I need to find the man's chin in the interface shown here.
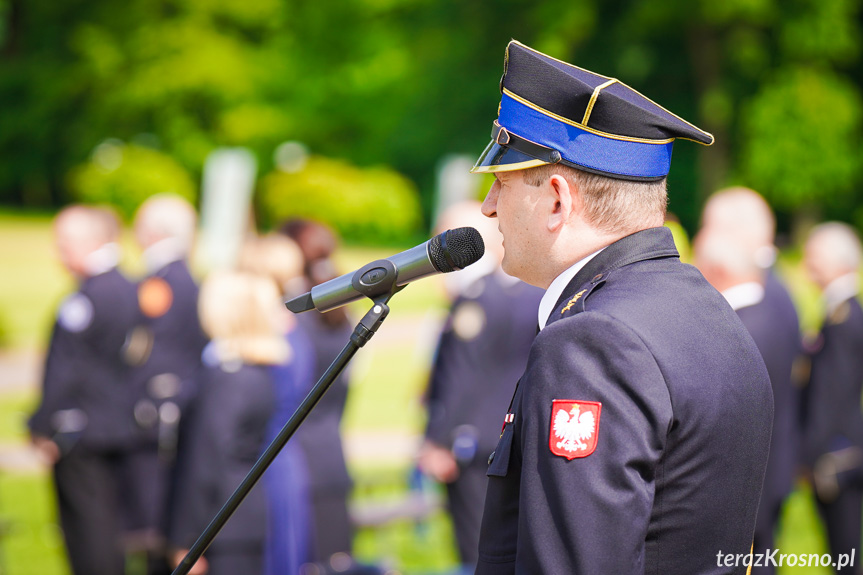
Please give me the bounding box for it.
[501,256,522,281]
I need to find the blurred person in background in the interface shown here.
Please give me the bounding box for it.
[238,234,314,574]
[801,222,863,573]
[28,205,142,575]
[278,219,357,568]
[693,212,800,575]
[418,201,542,574]
[130,193,208,574]
[694,188,800,575]
[167,271,287,575]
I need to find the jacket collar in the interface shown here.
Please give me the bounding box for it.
[545,226,679,327]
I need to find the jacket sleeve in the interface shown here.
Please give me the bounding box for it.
[424,317,459,447]
[516,311,673,574]
[28,322,85,440]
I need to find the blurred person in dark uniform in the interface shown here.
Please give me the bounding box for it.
[419,201,542,573]
[168,271,287,575]
[28,205,141,575]
[802,222,863,573]
[129,193,207,573]
[279,219,356,565]
[469,41,773,574]
[695,233,799,575]
[695,188,800,575]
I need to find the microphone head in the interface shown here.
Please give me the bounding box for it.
[429,227,485,273]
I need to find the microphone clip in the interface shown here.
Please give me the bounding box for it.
[350,259,404,302]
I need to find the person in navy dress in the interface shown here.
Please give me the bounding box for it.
[279,219,358,564]
[469,41,773,574]
[239,234,314,574]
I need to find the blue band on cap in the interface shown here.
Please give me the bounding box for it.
[499,93,674,179]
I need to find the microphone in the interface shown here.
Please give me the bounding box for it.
[286,227,485,313]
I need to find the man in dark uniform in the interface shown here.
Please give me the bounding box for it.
[128,194,208,572]
[694,189,801,575]
[29,205,142,575]
[470,41,773,574]
[802,222,863,573]
[419,202,542,572]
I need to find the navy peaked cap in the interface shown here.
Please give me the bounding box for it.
[472,41,714,181]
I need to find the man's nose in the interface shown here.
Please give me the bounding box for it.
[481,181,499,218]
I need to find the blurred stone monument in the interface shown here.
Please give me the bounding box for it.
[199,148,257,270]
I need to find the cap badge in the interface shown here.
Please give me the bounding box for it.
[550,400,601,459]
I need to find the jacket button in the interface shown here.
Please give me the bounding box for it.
[592,274,603,282]
[488,450,496,465]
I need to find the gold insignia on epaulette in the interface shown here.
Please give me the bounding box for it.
[829,301,851,325]
[561,289,587,314]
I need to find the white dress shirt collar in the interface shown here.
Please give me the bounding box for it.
[84,243,120,277]
[720,281,765,312]
[538,248,604,331]
[143,237,187,274]
[823,272,860,315]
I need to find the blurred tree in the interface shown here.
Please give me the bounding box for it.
[741,67,862,219]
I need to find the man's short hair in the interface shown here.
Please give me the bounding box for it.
[522,164,667,235]
[808,222,862,273]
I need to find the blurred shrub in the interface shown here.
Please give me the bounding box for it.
[259,156,423,244]
[67,141,197,220]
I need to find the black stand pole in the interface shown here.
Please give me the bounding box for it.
[171,294,394,575]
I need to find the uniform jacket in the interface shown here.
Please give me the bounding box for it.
[168,362,275,551]
[736,274,800,508]
[803,296,863,467]
[133,259,207,433]
[425,272,543,458]
[29,267,141,452]
[476,227,774,575]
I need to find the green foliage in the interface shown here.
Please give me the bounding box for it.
[1,0,863,237]
[259,156,423,243]
[741,67,862,212]
[67,142,196,220]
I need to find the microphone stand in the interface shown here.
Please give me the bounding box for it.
[171,268,404,575]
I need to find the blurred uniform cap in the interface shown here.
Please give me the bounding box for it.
[472,40,714,181]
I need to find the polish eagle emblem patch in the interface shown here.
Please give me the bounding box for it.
[550,400,601,459]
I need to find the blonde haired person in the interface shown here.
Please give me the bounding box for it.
[168,271,287,575]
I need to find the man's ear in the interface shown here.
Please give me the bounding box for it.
[547,174,577,232]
